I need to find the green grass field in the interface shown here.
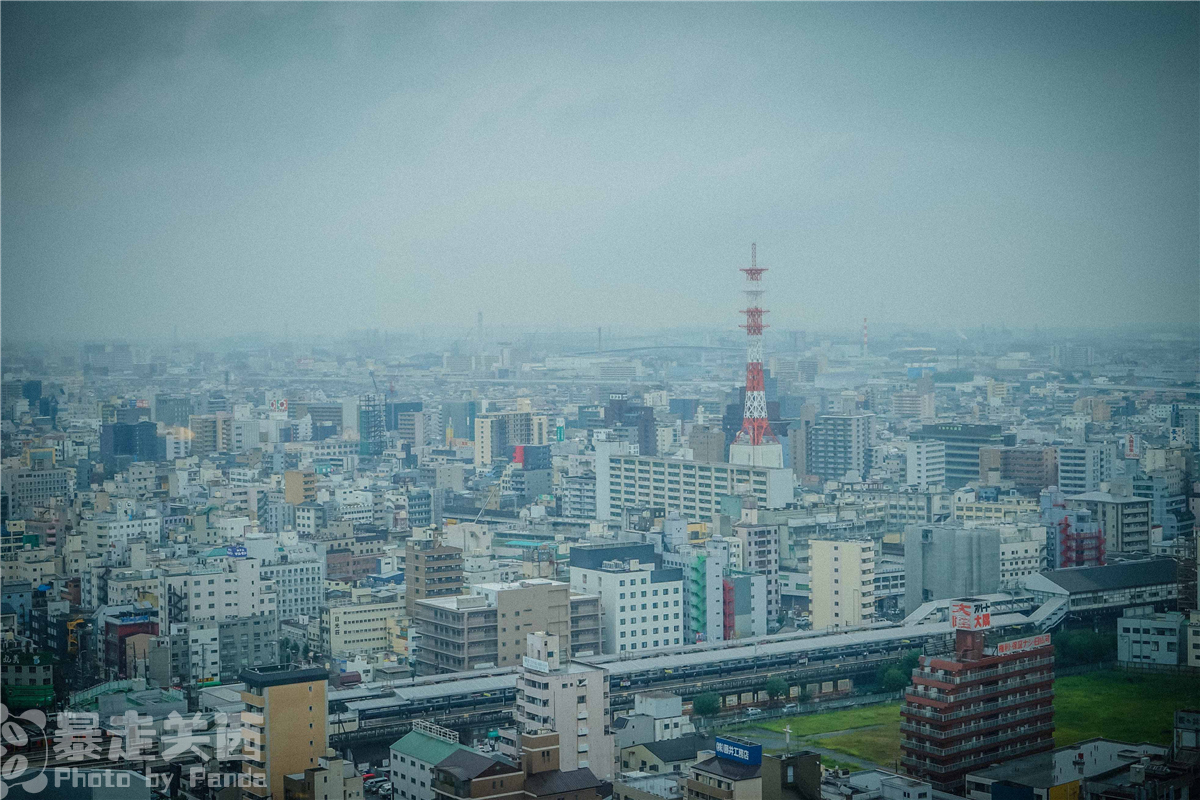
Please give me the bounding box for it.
[819,722,904,767]
[731,668,1200,769]
[1054,671,1200,747]
[758,703,902,737]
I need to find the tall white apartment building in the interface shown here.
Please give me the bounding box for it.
[165,556,277,624]
[256,544,326,619]
[1056,443,1113,495]
[503,632,613,780]
[569,544,684,655]
[906,440,946,490]
[594,442,792,522]
[809,539,875,631]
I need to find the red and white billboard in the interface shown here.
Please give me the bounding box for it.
[996,633,1051,656]
[950,599,991,630]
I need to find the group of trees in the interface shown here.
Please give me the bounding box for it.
[875,649,922,693]
[1053,628,1116,667]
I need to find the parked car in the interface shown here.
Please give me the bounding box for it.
[781,703,799,713]
[746,707,763,717]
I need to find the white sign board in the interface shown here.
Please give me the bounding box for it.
[950,599,991,631]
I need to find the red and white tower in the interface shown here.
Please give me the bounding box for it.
[729,243,784,469]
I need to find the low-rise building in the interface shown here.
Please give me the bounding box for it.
[1117,610,1186,666]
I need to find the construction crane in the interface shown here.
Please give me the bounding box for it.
[369,368,380,394]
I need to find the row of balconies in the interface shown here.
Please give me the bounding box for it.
[908,671,1054,703]
[912,656,1055,686]
[900,704,1052,738]
[902,722,1055,756]
[901,735,1053,775]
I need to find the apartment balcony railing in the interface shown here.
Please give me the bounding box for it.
[912,657,1055,686]
[901,689,1055,722]
[902,722,1055,757]
[906,671,1054,703]
[901,736,1052,775]
[900,705,1051,738]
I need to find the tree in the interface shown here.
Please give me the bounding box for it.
[877,666,909,693]
[693,692,721,717]
[765,677,789,702]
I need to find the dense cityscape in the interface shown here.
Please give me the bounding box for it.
[3,3,1199,800]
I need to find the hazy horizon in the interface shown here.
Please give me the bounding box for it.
[4,2,1197,341]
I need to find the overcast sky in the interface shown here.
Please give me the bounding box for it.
[3,2,1197,341]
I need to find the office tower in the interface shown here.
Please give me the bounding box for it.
[153,394,193,428]
[903,524,1001,615]
[1066,492,1152,554]
[569,543,684,654]
[100,420,159,463]
[911,424,1004,489]
[1055,443,1111,495]
[901,610,1055,792]
[729,244,785,469]
[688,425,727,463]
[475,409,551,468]
[785,405,818,483]
[284,469,317,505]
[239,664,329,799]
[906,440,946,490]
[810,539,875,630]
[505,631,613,779]
[593,444,792,522]
[358,393,386,456]
[405,537,464,619]
[604,394,658,456]
[805,412,876,481]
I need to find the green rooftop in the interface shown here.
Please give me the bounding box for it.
[389,729,473,765]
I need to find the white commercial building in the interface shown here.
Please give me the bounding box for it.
[594,442,792,521]
[906,440,946,490]
[569,555,684,655]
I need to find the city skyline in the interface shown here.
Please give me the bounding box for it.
[3,2,1197,340]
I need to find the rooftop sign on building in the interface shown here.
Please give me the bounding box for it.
[950,598,991,631]
[715,736,761,765]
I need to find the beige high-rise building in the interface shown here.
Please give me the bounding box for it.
[411,579,601,675]
[285,469,317,505]
[240,664,329,799]
[474,410,550,468]
[501,632,614,780]
[188,412,233,457]
[809,539,875,631]
[405,537,464,619]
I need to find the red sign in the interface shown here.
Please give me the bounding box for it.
[996,633,1051,656]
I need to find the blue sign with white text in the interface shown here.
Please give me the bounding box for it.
[227,545,248,558]
[714,736,761,765]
